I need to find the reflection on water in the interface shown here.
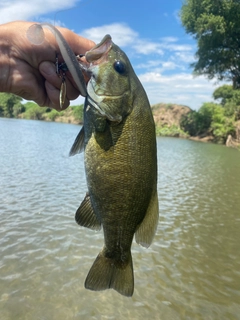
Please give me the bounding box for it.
[0,118,240,320]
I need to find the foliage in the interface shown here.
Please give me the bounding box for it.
[71,104,84,123]
[180,0,240,87]
[210,105,235,143]
[181,109,209,136]
[0,93,23,118]
[213,85,240,119]
[156,124,188,138]
[23,103,47,120]
[213,85,235,105]
[0,93,84,124]
[45,109,60,121]
[181,100,235,143]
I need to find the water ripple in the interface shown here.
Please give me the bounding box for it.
[0,121,240,319]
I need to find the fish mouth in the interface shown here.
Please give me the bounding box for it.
[85,35,112,64]
[85,35,124,123]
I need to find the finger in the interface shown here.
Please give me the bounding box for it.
[45,81,70,110]
[39,60,61,87]
[39,61,80,100]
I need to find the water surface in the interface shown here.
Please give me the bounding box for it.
[0,118,240,319]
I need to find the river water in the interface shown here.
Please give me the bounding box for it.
[0,118,240,320]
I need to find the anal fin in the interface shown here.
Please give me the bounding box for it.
[135,189,159,248]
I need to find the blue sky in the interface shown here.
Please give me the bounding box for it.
[0,0,225,110]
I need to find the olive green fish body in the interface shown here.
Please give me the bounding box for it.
[72,35,159,296]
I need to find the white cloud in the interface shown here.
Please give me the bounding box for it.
[161,36,178,43]
[138,72,223,109]
[81,23,167,56]
[136,60,180,73]
[174,52,195,63]
[80,23,194,59]
[0,0,79,24]
[164,43,193,52]
[132,40,164,55]
[81,23,138,47]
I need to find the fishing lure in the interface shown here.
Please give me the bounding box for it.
[27,23,88,108]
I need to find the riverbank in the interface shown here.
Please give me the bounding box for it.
[152,103,214,142]
[1,92,240,148]
[18,102,84,125]
[152,103,240,148]
[152,103,191,138]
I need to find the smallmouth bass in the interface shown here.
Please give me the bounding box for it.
[70,35,159,297]
[27,23,158,297]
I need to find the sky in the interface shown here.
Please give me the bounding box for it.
[0,0,227,110]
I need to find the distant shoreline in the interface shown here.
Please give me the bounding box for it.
[1,100,239,148]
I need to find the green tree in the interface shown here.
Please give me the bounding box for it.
[180,103,215,136]
[0,93,23,118]
[213,85,240,119]
[180,111,203,136]
[210,105,235,142]
[213,85,235,105]
[181,101,235,142]
[71,104,84,123]
[180,0,240,87]
[23,102,47,120]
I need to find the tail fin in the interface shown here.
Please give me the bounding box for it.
[85,250,134,297]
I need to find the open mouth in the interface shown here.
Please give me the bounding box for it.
[85,35,112,64]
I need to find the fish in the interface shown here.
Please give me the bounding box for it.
[70,35,159,297]
[27,23,159,296]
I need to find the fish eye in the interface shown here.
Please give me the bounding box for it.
[113,60,126,75]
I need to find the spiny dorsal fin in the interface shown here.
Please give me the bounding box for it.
[75,193,101,230]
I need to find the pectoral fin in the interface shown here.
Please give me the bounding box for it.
[75,193,101,230]
[69,126,84,156]
[135,189,159,248]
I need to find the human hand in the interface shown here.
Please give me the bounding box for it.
[0,21,95,110]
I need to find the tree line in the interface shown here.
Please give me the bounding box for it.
[0,92,83,123]
[179,0,240,143]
